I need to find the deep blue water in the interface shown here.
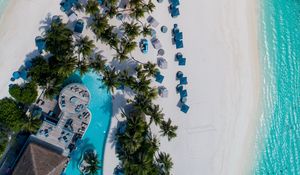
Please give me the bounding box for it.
[254,0,300,174]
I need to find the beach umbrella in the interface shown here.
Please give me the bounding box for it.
[161,25,168,33]
[158,58,168,69]
[12,71,20,79]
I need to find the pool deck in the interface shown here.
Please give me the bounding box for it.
[35,83,92,156]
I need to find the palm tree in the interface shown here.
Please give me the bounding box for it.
[89,54,107,73]
[105,5,118,18]
[77,60,89,76]
[144,87,158,100]
[83,151,101,175]
[123,22,141,40]
[159,118,178,141]
[130,7,146,20]
[85,0,100,15]
[130,93,152,113]
[75,36,95,60]
[143,61,159,77]
[144,0,155,14]
[147,104,164,126]
[21,116,42,133]
[52,56,77,77]
[89,14,109,40]
[141,24,152,37]
[74,2,84,12]
[44,21,74,59]
[102,68,120,93]
[156,152,173,175]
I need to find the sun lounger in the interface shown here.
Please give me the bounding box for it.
[180,89,187,98]
[180,77,188,85]
[181,104,190,113]
[74,19,84,33]
[151,38,162,49]
[171,0,180,6]
[175,40,184,49]
[35,36,45,53]
[170,6,180,18]
[155,72,165,83]
[68,11,78,23]
[117,84,125,90]
[178,57,186,66]
[174,32,183,41]
[147,16,159,28]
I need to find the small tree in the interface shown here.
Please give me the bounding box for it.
[9,82,38,105]
[0,98,24,132]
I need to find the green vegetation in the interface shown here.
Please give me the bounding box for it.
[0,98,24,132]
[9,82,38,105]
[0,0,177,172]
[71,1,178,174]
[82,151,101,175]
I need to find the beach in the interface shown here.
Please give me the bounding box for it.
[0,0,261,175]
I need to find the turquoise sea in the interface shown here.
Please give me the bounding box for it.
[0,0,8,19]
[254,0,300,174]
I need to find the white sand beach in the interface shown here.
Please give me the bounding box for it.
[0,0,261,175]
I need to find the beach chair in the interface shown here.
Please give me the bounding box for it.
[155,72,165,83]
[170,6,180,18]
[117,84,125,90]
[35,36,45,53]
[180,77,188,85]
[180,89,187,98]
[68,11,78,23]
[74,19,84,33]
[181,104,190,113]
[178,57,186,66]
[147,16,159,28]
[151,38,162,49]
[98,0,103,5]
[176,40,184,49]
[171,0,180,6]
[174,32,183,41]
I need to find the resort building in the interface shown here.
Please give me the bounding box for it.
[12,83,92,174]
[12,136,68,175]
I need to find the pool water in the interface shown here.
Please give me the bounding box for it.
[63,71,112,175]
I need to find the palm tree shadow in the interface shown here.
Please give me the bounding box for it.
[39,13,53,33]
[112,92,127,117]
[108,126,117,148]
[110,59,137,75]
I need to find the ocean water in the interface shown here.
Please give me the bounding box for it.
[254,0,300,174]
[64,72,112,175]
[0,0,8,19]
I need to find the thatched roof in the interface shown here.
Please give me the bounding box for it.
[12,142,68,175]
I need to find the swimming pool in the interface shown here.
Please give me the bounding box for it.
[63,71,112,175]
